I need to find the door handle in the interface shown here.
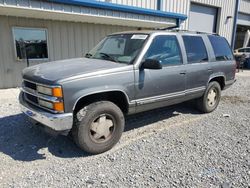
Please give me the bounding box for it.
[208,69,213,73]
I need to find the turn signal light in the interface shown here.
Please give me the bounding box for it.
[52,87,63,97]
[53,102,64,112]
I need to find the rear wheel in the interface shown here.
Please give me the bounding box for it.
[196,81,221,113]
[72,101,125,154]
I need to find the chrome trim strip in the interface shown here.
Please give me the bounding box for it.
[133,86,206,105]
[133,91,185,105]
[185,86,206,94]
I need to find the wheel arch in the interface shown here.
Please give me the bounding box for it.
[73,90,130,114]
[208,75,226,90]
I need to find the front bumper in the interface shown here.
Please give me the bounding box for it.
[19,92,73,132]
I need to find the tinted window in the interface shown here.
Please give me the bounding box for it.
[13,27,48,60]
[183,36,208,63]
[238,49,245,53]
[143,35,182,66]
[208,35,234,61]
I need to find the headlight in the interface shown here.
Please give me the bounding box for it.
[37,85,63,97]
[37,85,52,96]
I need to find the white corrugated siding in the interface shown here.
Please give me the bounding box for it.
[0,0,176,28]
[161,0,236,42]
[0,15,135,88]
[239,0,250,14]
[97,0,157,9]
[162,0,190,29]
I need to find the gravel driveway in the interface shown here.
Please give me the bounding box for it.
[0,71,249,188]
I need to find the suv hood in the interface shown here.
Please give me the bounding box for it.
[22,58,127,84]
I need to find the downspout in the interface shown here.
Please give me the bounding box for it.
[231,0,240,49]
[157,0,180,30]
[157,0,162,11]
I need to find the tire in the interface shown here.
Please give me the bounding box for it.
[196,81,221,113]
[72,101,125,154]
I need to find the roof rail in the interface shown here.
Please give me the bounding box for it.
[155,28,219,36]
[170,29,220,36]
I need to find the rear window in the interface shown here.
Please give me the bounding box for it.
[208,35,234,61]
[183,36,208,63]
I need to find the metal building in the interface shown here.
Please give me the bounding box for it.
[0,0,249,89]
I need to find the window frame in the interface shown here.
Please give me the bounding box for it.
[12,26,49,61]
[141,34,184,67]
[182,35,209,64]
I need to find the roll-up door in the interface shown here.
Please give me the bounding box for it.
[189,3,218,33]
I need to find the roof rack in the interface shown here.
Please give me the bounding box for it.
[172,29,219,36]
[155,27,219,36]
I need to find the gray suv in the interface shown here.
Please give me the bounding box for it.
[19,30,236,154]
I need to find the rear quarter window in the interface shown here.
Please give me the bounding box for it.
[182,35,208,64]
[208,35,234,61]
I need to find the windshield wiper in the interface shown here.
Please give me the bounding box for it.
[99,52,118,63]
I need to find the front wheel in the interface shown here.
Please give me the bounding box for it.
[72,101,125,154]
[196,81,221,113]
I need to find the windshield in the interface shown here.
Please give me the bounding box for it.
[86,34,148,64]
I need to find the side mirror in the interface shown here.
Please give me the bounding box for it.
[141,59,162,70]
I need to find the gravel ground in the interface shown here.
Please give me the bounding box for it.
[0,71,249,188]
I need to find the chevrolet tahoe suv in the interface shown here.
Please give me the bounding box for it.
[19,30,236,154]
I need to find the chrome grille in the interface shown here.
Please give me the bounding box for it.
[23,80,37,90]
[24,93,38,104]
[21,79,62,113]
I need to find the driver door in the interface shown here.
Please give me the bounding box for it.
[134,34,186,112]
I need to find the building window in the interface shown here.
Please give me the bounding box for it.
[12,27,48,60]
[182,36,208,64]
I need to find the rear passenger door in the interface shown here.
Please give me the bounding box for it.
[182,35,211,97]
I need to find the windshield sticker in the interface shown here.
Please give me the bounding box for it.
[131,35,148,40]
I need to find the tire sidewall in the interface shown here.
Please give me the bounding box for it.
[203,82,221,113]
[74,101,125,154]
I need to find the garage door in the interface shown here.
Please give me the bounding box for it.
[189,3,218,33]
[237,13,250,26]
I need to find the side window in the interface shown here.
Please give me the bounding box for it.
[238,49,245,53]
[182,35,208,64]
[245,48,250,53]
[143,35,182,66]
[12,27,48,60]
[208,35,234,61]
